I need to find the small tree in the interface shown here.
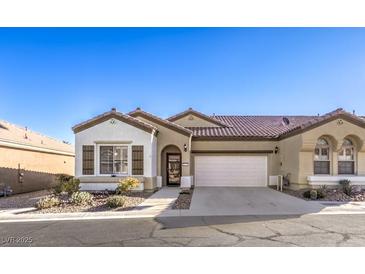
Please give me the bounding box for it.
[115,177,140,194]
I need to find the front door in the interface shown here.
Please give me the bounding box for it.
[167,153,181,186]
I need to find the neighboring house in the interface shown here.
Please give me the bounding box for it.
[72,107,365,191]
[0,120,75,194]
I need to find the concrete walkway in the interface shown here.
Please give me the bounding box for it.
[133,187,180,214]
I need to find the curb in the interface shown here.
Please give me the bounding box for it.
[2,208,365,223]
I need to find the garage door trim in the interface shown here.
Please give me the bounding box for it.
[194,155,268,187]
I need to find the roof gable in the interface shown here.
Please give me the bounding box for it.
[128,108,192,136]
[279,108,365,139]
[72,109,157,134]
[167,108,229,127]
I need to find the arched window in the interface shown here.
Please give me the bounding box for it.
[314,138,330,174]
[338,138,355,174]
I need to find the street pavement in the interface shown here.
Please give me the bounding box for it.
[2,214,365,246]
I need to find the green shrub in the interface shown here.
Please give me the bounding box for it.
[63,178,80,195]
[310,190,318,200]
[70,191,93,206]
[316,185,327,199]
[55,173,74,183]
[303,187,326,200]
[116,177,140,194]
[53,175,80,195]
[303,190,311,199]
[106,196,126,208]
[36,196,61,209]
[339,179,353,196]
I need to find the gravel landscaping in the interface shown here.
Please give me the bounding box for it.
[274,186,365,202]
[0,190,152,213]
[172,189,194,210]
[34,191,152,214]
[0,190,51,209]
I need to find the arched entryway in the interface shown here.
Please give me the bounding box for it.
[161,145,182,186]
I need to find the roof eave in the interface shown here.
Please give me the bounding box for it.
[278,112,365,140]
[72,111,157,134]
[167,108,230,127]
[129,110,193,137]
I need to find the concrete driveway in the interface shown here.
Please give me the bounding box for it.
[189,187,325,216]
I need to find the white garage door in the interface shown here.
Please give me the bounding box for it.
[194,156,267,187]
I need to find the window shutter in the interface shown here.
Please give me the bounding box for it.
[82,145,94,175]
[132,146,144,175]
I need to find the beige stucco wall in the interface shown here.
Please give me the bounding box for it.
[192,140,277,151]
[0,146,74,175]
[278,134,302,186]
[278,118,365,188]
[172,115,220,127]
[132,116,191,181]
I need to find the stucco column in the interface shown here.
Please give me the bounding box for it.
[332,138,343,176]
[181,151,191,176]
[332,152,338,175]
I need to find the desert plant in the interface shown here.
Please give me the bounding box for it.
[55,173,74,184]
[316,185,327,199]
[303,190,311,199]
[115,177,140,194]
[35,196,61,209]
[53,175,80,195]
[63,178,80,195]
[339,179,353,196]
[310,189,318,200]
[70,191,93,206]
[106,196,126,208]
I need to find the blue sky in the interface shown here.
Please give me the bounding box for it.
[1,28,365,143]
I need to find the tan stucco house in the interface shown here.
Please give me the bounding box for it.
[0,120,75,194]
[72,107,365,191]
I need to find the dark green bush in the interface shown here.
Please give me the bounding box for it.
[339,179,353,196]
[63,178,80,195]
[303,187,326,200]
[316,186,327,199]
[303,190,311,199]
[309,190,318,200]
[54,175,80,195]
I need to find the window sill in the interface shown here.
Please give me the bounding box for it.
[308,175,365,185]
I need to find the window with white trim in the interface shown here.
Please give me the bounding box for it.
[338,138,355,175]
[314,138,330,174]
[100,146,128,175]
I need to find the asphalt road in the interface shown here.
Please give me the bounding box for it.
[1,214,365,246]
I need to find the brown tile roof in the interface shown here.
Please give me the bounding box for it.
[128,108,192,136]
[189,115,316,139]
[0,119,74,154]
[191,108,365,140]
[279,108,365,138]
[72,108,158,134]
[74,108,365,141]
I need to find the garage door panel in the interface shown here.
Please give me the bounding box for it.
[195,156,267,187]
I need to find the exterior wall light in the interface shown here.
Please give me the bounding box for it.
[183,144,188,152]
[274,146,280,154]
